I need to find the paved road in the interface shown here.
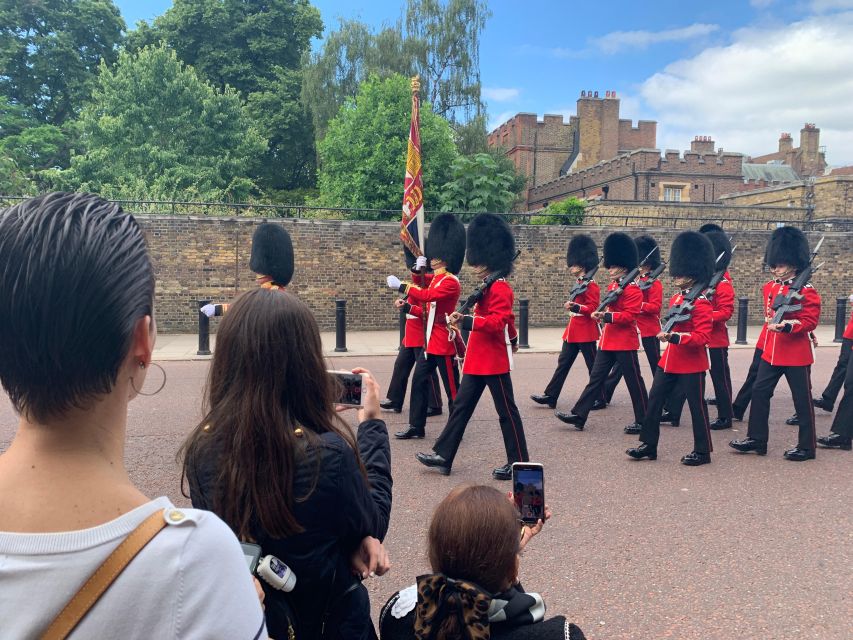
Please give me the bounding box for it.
[2,348,851,639]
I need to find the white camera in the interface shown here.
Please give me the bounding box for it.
[257,555,297,592]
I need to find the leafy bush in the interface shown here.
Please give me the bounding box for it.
[528,197,586,225]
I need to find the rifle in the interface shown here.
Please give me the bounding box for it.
[703,244,737,299]
[595,246,660,313]
[659,251,726,333]
[567,261,600,302]
[769,236,824,325]
[447,250,521,360]
[637,260,667,291]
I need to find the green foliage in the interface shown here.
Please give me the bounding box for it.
[0,0,125,126]
[0,156,35,195]
[439,153,520,213]
[64,45,266,201]
[529,197,587,225]
[316,74,458,212]
[303,0,490,139]
[126,0,322,193]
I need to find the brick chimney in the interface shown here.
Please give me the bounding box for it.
[690,135,715,154]
[778,132,793,153]
[799,123,821,176]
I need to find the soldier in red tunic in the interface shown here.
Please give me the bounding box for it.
[626,231,715,466]
[661,225,736,429]
[416,213,528,480]
[200,222,293,317]
[730,227,821,461]
[556,232,649,432]
[602,235,663,406]
[531,234,601,409]
[387,214,465,440]
[786,297,852,426]
[380,248,443,416]
[817,303,853,451]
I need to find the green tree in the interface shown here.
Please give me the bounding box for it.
[0,156,35,195]
[0,0,125,126]
[126,0,321,194]
[439,153,522,213]
[64,45,266,201]
[303,0,489,139]
[316,74,457,212]
[529,197,587,225]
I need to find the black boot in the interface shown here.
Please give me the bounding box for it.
[530,394,556,409]
[623,423,642,434]
[416,451,451,475]
[709,418,732,430]
[728,438,767,455]
[626,443,657,460]
[426,407,443,417]
[395,425,425,440]
[555,411,585,430]
[783,447,815,461]
[813,397,833,412]
[681,451,711,466]
[492,464,512,481]
[785,413,799,426]
[659,411,680,427]
[380,399,402,413]
[706,397,717,406]
[817,433,852,450]
[591,399,608,410]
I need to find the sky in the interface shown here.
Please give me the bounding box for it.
[116,0,853,166]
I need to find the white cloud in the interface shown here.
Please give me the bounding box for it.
[639,12,853,165]
[482,87,520,102]
[591,23,719,54]
[811,0,853,11]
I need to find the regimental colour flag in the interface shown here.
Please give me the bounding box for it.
[401,75,425,257]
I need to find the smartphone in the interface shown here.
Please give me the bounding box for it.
[328,370,365,407]
[240,542,262,573]
[511,462,545,525]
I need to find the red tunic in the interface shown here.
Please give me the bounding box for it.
[756,280,785,352]
[599,280,642,351]
[844,308,853,340]
[561,279,601,343]
[403,270,461,356]
[636,276,663,338]
[460,280,516,375]
[762,281,821,367]
[658,291,713,374]
[707,271,735,349]
[402,271,431,348]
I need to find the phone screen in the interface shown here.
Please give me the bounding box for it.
[330,371,364,407]
[512,464,545,525]
[240,542,262,573]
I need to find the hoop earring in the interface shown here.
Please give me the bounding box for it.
[131,362,167,396]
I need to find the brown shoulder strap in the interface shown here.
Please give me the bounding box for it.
[40,508,168,640]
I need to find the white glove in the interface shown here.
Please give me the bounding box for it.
[200,304,216,318]
[415,255,428,270]
[386,275,402,290]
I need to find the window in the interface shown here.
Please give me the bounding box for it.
[663,185,683,202]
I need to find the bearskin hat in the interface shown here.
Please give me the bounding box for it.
[703,230,732,271]
[603,232,638,270]
[765,226,810,271]
[634,235,661,270]
[426,213,466,274]
[566,234,598,271]
[698,223,725,234]
[669,231,715,284]
[466,213,516,275]
[403,245,416,271]
[250,222,294,286]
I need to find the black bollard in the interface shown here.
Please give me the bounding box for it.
[398,305,406,349]
[735,297,749,345]
[335,299,348,352]
[834,297,848,343]
[519,299,530,349]
[197,300,212,356]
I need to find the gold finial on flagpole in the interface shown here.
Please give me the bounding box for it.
[410,75,421,94]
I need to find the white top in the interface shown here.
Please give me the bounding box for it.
[0,497,267,639]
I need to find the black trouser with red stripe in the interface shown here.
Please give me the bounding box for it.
[603,336,660,403]
[433,372,529,467]
[386,346,442,412]
[640,370,712,454]
[409,353,459,430]
[732,347,764,420]
[543,341,598,400]
[572,349,648,423]
[748,361,816,450]
[820,337,852,409]
[830,350,853,439]
[665,347,734,422]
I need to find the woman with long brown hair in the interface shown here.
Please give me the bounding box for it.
[182,287,392,640]
[379,485,584,640]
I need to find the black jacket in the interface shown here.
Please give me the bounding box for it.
[188,419,392,640]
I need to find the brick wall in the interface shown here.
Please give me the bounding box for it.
[139,215,851,334]
[720,175,853,220]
